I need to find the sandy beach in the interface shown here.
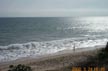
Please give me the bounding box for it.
[0,46,104,71]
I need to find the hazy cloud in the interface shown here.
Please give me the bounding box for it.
[0,0,108,17]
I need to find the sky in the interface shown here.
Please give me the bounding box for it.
[0,0,108,17]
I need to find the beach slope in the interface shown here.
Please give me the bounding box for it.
[0,47,102,71]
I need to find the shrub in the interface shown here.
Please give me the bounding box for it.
[97,42,108,61]
[105,42,108,52]
[8,64,32,71]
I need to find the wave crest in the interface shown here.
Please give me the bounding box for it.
[0,38,107,62]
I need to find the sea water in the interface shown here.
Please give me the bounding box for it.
[0,17,108,62]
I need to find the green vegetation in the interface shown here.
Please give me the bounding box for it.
[97,48,108,61]
[97,42,108,61]
[8,64,32,71]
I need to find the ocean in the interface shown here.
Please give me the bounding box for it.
[0,17,108,62]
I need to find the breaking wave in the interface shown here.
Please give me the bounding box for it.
[0,38,108,62]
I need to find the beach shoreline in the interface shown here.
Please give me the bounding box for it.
[0,46,104,71]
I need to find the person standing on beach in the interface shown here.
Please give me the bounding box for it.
[73,43,75,51]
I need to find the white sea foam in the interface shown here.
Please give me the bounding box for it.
[0,38,107,62]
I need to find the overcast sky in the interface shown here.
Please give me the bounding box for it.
[0,0,108,17]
